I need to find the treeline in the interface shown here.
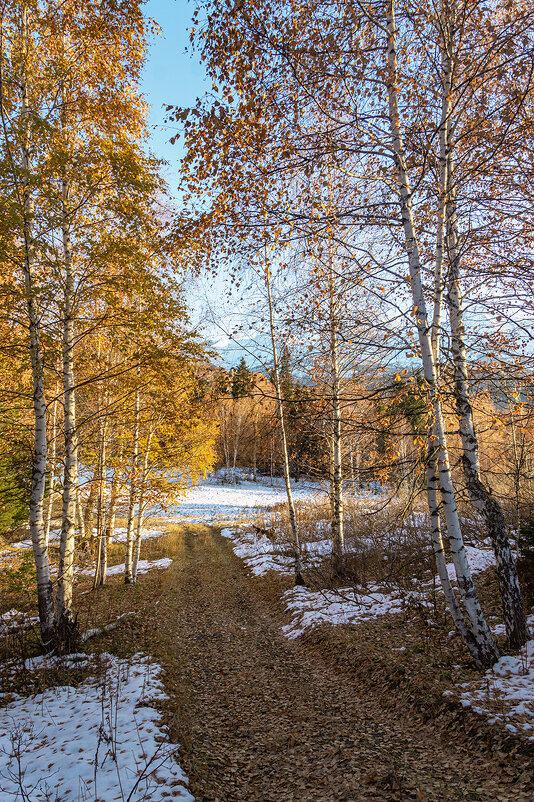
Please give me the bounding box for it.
[175,0,534,666]
[0,0,214,651]
[214,358,534,513]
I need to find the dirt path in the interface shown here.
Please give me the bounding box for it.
[145,528,532,801]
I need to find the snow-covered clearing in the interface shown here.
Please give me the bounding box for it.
[0,653,193,801]
[169,471,321,526]
[6,526,166,554]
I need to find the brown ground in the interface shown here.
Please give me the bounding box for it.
[104,525,532,802]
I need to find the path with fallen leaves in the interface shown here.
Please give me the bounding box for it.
[155,528,532,801]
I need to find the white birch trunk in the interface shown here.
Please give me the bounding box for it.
[426,446,475,645]
[132,432,152,583]
[44,385,59,545]
[105,467,120,545]
[18,7,54,644]
[328,241,345,573]
[385,0,498,667]
[55,159,78,636]
[83,477,97,540]
[252,412,258,481]
[124,388,140,584]
[422,23,475,648]
[94,417,108,588]
[446,165,527,648]
[76,484,85,540]
[264,253,303,584]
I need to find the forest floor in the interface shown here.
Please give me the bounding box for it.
[1,475,534,800]
[86,523,533,802]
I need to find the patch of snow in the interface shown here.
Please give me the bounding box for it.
[3,527,166,557]
[232,531,294,577]
[491,613,534,638]
[443,544,496,582]
[0,609,39,636]
[19,652,94,672]
[281,585,407,639]
[168,475,321,526]
[79,558,172,578]
[111,526,166,543]
[221,529,337,578]
[454,633,534,740]
[0,653,194,801]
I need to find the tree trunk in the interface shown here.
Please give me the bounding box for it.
[446,172,527,649]
[55,147,78,639]
[93,416,108,588]
[44,384,59,545]
[76,484,85,540]
[125,387,140,584]
[253,412,258,481]
[385,0,498,667]
[105,466,120,545]
[264,251,303,585]
[83,477,97,540]
[17,7,54,645]
[132,432,152,582]
[327,243,345,573]
[426,443,478,648]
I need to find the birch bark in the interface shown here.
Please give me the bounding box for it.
[44,385,59,545]
[445,164,527,648]
[55,143,78,633]
[327,239,345,572]
[106,461,120,544]
[264,251,303,585]
[423,11,475,650]
[17,6,54,644]
[83,477,97,540]
[93,415,108,588]
[125,387,140,584]
[132,432,152,582]
[385,0,498,667]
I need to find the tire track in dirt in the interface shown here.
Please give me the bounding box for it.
[152,527,533,802]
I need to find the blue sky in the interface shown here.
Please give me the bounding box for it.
[141,0,208,193]
[140,1,259,368]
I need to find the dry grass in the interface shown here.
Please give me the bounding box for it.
[0,520,195,692]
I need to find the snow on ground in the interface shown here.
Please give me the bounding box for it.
[0,609,38,636]
[445,615,534,741]
[220,529,335,577]
[7,526,166,553]
[444,543,496,581]
[281,585,408,639]
[276,543,499,640]
[169,472,322,526]
[0,653,194,801]
[220,528,293,576]
[111,526,166,543]
[79,558,173,577]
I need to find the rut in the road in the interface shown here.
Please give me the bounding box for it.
[142,528,532,802]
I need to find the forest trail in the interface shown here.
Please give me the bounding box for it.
[147,528,531,802]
